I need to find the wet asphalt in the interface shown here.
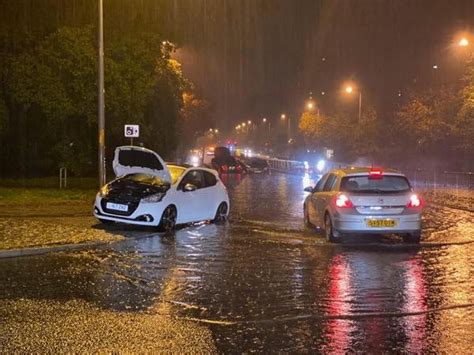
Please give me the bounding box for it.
[0,173,473,353]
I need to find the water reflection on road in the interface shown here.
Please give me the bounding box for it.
[0,173,473,352]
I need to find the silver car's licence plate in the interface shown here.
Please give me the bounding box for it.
[106,202,128,212]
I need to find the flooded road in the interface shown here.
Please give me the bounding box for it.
[1,173,473,352]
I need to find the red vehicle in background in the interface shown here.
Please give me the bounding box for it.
[211,146,247,174]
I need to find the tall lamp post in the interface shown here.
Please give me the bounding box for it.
[281,113,290,139]
[98,0,106,187]
[345,85,362,123]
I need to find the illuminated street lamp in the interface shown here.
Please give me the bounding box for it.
[262,118,267,123]
[344,83,362,123]
[280,113,290,138]
[459,37,469,47]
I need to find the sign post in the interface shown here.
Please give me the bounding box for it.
[124,125,139,146]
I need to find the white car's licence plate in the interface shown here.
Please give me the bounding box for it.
[106,202,128,212]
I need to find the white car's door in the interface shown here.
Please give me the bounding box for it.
[201,170,222,219]
[174,170,208,223]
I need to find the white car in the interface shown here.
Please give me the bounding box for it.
[303,167,423,243]
[93,146,230,232]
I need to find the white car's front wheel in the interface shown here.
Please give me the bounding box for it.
[213,202,228,224]
[158,206,177,233]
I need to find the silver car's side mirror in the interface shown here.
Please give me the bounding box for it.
[184,183,197,192]
[304,186,314,193]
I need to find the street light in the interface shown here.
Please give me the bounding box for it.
[344,84,362,122]
[459,37,469,47]
[262,118,267,123]
[280,113,290,139]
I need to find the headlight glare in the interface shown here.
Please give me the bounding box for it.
[142,192,165,203]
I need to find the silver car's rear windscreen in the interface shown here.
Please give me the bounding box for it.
[341,175,411,194]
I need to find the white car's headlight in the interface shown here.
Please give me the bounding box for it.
[98,185,109,197]
[141,192,165,203]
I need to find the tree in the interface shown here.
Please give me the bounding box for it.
[395,87,458,160]
[3,26,189,176]
[455,61,474,166]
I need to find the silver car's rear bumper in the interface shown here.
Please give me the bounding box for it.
[333,214,421,234]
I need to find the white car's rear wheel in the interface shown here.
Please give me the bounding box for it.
[158,206,177,233]
[213,202,228,224]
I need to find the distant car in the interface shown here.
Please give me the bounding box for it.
[303,167,423,243]
[94,146,230,232]
[245,157,270,174]
[211,146,246,174]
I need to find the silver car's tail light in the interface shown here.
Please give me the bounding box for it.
[333,194,354,208]
[407,194,423,208]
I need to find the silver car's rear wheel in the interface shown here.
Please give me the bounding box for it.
[324,214,340,243]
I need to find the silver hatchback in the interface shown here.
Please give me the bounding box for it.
[303,167,423,243]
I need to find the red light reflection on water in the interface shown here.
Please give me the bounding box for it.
[324,254,353,353]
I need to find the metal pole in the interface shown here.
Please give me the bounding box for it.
[98,0,106,187]
[358,91,362,123]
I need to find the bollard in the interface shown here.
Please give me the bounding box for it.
[59,167,67,189]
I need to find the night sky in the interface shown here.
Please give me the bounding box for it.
[164,0,474,129]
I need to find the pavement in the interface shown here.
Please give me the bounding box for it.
[0,298,216,353]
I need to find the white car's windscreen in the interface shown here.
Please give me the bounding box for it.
[118,173,169,187]
[341,175,411,193]
[168,166,186,184]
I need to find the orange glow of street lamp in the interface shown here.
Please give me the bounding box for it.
[247,120,252,124]
[262,118,267,123]
[345,85,353,94]
[459,37,469,47]
[242,122,246,127]
[281,114,286,119]
[307,102,314,110]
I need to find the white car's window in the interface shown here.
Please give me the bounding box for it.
[178,170,205,190]
[341,175,411,193]
[203,171,217,187]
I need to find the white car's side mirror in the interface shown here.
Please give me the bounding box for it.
[184,183,197,192]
